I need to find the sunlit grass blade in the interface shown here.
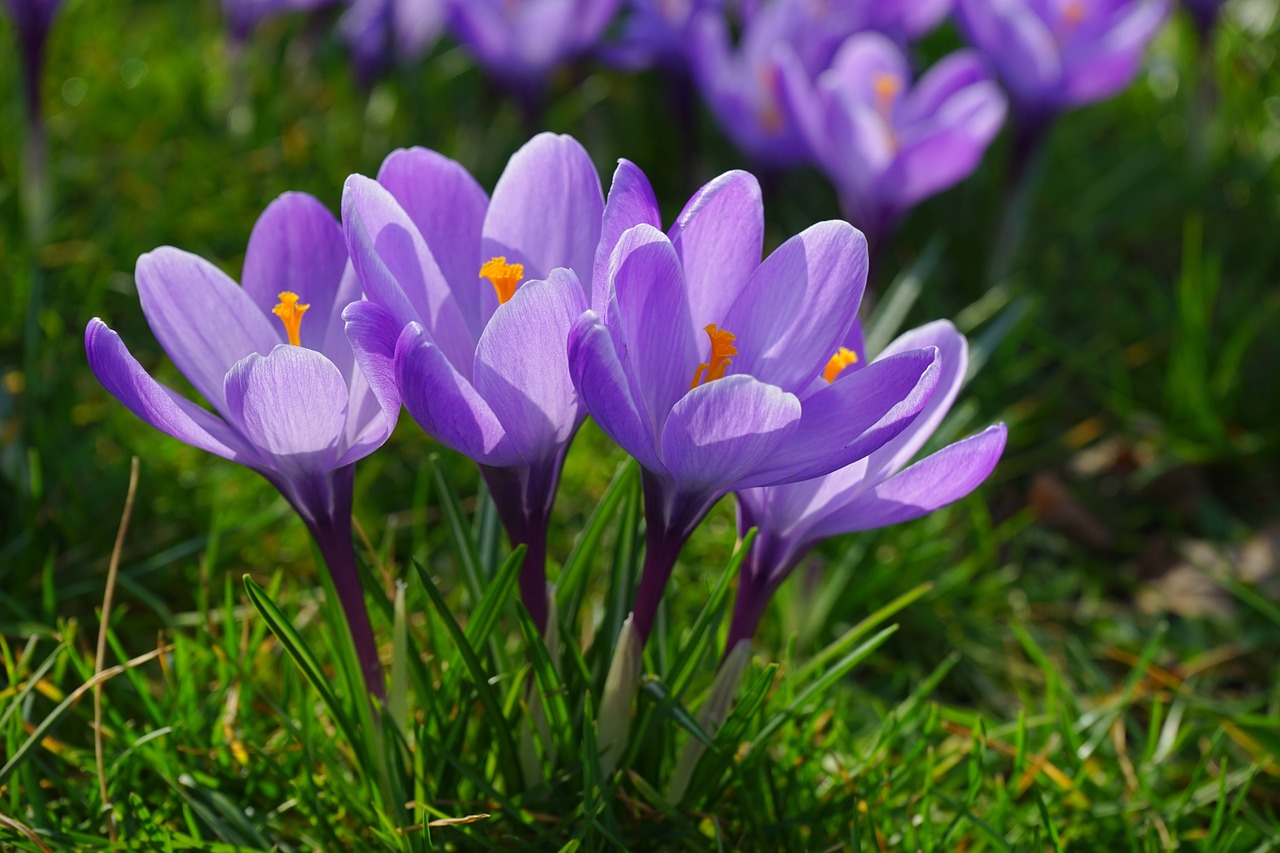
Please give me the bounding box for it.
[427,454,485,606]
[667,529,755,698]
[557,459,637,629]
[793,582,931,683]
[864,236,942,355]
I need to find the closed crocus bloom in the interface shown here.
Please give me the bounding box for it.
[85,193,400,698]
[688,0,868,167]
[339,0,445,84]
[3,0,62,122]
[729,320,1007,649]
[571,161,944,646]
[448,0,622,96]
[955,0,1170,120]
[781,33,1007,242]
[341,133,603,633]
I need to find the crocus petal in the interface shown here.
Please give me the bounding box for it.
[472,269,588,464]
[224,345,349,474]
[667,170,764,331]
[825,32,911,111]
[746,347,941,486]
[901,50,992,126]
[240,192,348,353]
[376,147,489,339]
[659,374,802,497]
[341,174,476,375]
[480,133,603,319]
[604,224,699,436]
[593,159,661,312]
[807,423,1007,539]
[567,311,665,474]
[338,299,405,465]
[722,220,867,393]
[135,246,280,414]
[85,319,259,465]
[394,323,521,466]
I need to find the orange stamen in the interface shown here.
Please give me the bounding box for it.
[873,72,902,121]
[480,257,524,305]
[822,347,860,383]
[272,291,310,347]
[1063,0,1086,28]
[691,324,738,388]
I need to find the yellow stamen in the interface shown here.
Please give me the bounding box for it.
[873,72,902,121]
[480,256,524,305]
[822,347,860,383]
[272,291,310,347]
[691,324,738,389]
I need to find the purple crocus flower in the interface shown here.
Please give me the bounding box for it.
[728,320,1007,650]
[339,0,445,84]
[605,0,724,72]
[3,0,62,126]
[780,33,1008,242]
[341,133,603,633]
[85,193,399,698]
[448,0,623,98]
[570,161,944,645]
[688,0,868,167]
[954,0,1170,122]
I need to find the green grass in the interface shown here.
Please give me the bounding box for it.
[2,0,1280,849]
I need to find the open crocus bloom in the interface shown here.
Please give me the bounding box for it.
[449,0,622,96]
[85,193,399,697]
[728,320,1008,649]
[570,161,943,642]
[781,32,1007,242]
[341,133,603,632]
[955,0,1170,119]
[687,0,869,167]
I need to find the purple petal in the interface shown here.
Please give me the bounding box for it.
[240,192,348,354]
[85,318,259,465]
[394,322,521,466]
[224,345,349,474]
[472,269,588,464]
[722,220,867,393]
[668,170,764,331]
[604,224,699,437]
[135,246,280,413]
[480,133,603,321]
[341,174,476,376]
[593,159,661,313]
[376,147,489,339]
[746,347,941,486]
[825,32,911,113]
[807,423,1007,539]
[659,374,802,497]
[900,50,992,126]
[338,299,404,466]
[567,310,665,474]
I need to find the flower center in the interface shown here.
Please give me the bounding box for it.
[480,256,524,305]
[272,291,310,347]
[691,324,738,389]
[1061,0,1087,31]
[822,346,859,383]
[873,72,902,122]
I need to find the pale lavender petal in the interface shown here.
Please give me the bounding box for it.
[224,345,349,474]
[722,220,867,393]
[341,174,476,375]
[240,192,348,354]
[604,224,699,436]
[472,269,588,464]
[85,319,259,465]
[659,375,801,496]
[567,311,665,474]
[338,299,404,465]
[807,423,1007,539]
[136,247,280,413]
[376,147,489,339]
[746,347,941,486]
[480,133,603,320]
[825,32,910,112]
[593,159,661,313]
[668,170,764,331]
[901,51,991,126]
[394,322,521,466]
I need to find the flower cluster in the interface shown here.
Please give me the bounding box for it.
[86,134,1006,728]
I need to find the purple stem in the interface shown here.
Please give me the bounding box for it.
[722,530,806,659]
[284,465,386,700]
[631,471,705,643]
